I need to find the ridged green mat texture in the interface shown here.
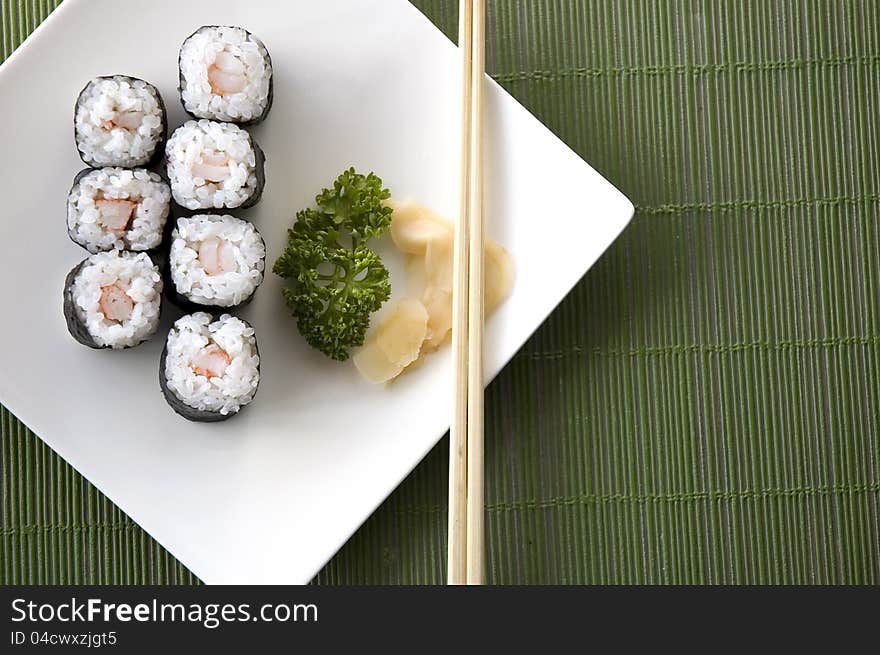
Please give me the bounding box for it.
[2,0,878,585]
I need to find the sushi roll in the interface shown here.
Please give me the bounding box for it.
[74,75,167,167]
[166,214,266,310]
[165,119,265,210]
[67,167,171,253]
[160,313,260,421]
[179,25,273,125]
[63,251,163,349]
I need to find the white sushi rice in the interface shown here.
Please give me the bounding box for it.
[72,251,162,349]
[179,26,272,123]
[165,120,258,210]
[164,313,260,415]
[169,214,265,307]
[75,76,164,167]
[67,168,171,253]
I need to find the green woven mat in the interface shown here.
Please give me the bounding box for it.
[2,0,879,585]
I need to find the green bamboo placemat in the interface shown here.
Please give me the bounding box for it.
[2,0,878,585]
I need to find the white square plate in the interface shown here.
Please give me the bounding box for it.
[0,0,632,583]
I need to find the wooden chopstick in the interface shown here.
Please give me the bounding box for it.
[447,0,486,586]
[447,0,473,586]
[465,0,486,585]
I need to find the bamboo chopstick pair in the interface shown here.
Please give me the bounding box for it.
[447,0,485,586]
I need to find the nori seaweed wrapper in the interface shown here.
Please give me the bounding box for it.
[63,259,103,349]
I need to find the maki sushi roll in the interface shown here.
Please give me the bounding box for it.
[160,313,260,421]
[74,75,167,167]
[179,25,273,125]
[165,119,265,210]
[166,214,266,310]
[63,251,163,349]
[67,167,171,253]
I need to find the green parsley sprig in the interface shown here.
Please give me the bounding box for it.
[273,168,392,361]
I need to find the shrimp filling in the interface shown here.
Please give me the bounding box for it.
[190,344,231,379]
[191,150,231,182]
[197,237,237,275]
[98,282,134,323]
[100,110,144,132]
[94,198,137,234]
[207,51,247,95]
